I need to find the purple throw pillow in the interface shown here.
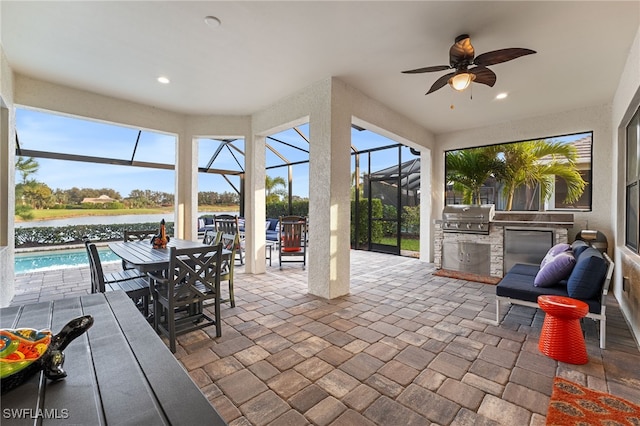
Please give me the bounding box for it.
[534,251,576,287]
[540,243,571,268]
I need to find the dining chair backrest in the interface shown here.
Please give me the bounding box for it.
[218,233,237,307]
[279,216,307,251]
[278,216,308,269]
[214,214,244,265]
[213,214,239,235]
[122,230,157,269]
[202,228,220,245]
[124,230,157,242]
[166,244,223,304]
[85,240,106,293]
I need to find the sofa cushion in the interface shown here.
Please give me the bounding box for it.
[266,218,279,231]
[571,239,590,258]
[507,263,540,277]
[496,272,602,314]
[567,248,607,299]
[496,273,568,302]
[534,251,576,287]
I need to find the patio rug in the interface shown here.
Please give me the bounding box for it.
[433,269,501,285]
[546,377,640,425]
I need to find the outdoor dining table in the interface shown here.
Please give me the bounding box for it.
[108,238,217,273]
[0,291,227,425]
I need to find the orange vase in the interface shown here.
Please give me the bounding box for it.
[153,219,168,249]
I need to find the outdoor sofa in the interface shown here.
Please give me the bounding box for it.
[198,216,280,241]
[495,239,614,349]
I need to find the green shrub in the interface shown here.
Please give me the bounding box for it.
[350,198,383,247]
[15,205,34,220]
[266,200,309,218]
[382,204,398,236]
[14,222,175,248]
[402,205,420,235]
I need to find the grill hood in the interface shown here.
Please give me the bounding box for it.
[442,204,495,234]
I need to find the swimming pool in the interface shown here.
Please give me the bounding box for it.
[15,247,120,274]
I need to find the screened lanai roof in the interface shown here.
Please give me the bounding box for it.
[16,107,417,203]
[369,158,421,191]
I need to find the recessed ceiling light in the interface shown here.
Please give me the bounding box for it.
[496,93,508,100]
[204,16,221,28]
[157,76,170,84]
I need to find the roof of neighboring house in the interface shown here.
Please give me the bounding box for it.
[82,195,117,203]
[539,135,592,166]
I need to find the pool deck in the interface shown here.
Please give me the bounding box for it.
[8,250,640,426]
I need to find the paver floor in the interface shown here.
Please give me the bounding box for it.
[10,250,640,425]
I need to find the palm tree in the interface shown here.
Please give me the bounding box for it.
[265,175,286,203]
[15,156,39,184]
[446,148,502,204]
[493,140,586,211]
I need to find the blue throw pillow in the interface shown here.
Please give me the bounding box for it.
[571,239,590,258]
[534,251,576,287]
[567,248,607,299]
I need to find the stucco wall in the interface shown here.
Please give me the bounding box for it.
[613,27,640,345]
[434,103,614,247]
[0,43,16,307]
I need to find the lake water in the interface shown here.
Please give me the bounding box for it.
[15,212,237,228]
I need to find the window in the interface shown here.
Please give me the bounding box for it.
[626,107,640,251]
[445,132,593,211]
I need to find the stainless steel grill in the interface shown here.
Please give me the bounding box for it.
[442,204,495,234]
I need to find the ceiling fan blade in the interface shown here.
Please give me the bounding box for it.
[469,67,497,87]
[449,34,474,67]
[402,65,450,74]
[474,48,536,66]
[426,72,455,94]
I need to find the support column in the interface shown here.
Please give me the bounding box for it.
[420,149,433,262]
[245,133,266,274]
[174,132,197,241]
[307,91,351,299]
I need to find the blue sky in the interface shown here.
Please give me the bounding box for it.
[15,109,404,200]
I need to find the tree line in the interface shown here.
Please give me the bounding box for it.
[15,157,239,212]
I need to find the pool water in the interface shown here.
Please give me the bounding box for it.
[15,247,120,274]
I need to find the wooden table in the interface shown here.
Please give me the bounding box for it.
[109,238,210,273]
[0,291,227,425]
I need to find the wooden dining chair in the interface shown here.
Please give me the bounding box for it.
[214,214,244,265]
[85,241,150,317]
[202,228,220,245]
[124,229,157,242]
[278,216,308,270]
[84,238,146,281]
[147,243,223,353]
[122,230,157,270]
[218,233,238,307]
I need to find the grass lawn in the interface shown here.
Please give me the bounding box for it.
[16,205,239,222]
[377,236,420,252]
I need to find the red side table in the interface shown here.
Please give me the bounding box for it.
[537,295,589,365]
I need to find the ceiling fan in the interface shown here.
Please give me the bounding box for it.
[402,34,536,94]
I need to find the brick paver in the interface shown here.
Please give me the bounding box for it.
[11,250,640,426]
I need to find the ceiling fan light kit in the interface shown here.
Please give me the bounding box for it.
[402,34,536,95]
[449,72,475,91]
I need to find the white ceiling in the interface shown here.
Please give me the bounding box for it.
[2,1,638,134]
